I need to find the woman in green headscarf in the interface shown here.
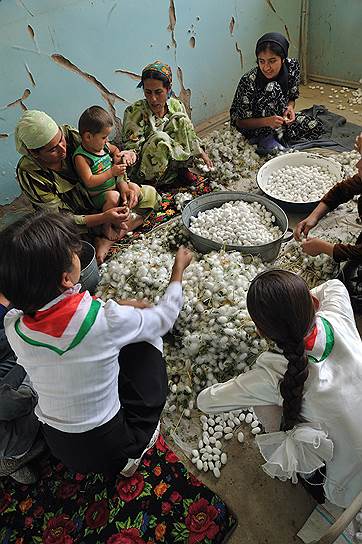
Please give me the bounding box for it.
[15,110,158,263]
[121,61,212,187]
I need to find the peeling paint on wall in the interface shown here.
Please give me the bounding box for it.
[176,66,191,117]
[264,2,292,45]
[24,63,36,86]
[235,42,243,71]
[3,89,31,111]
[107,2,117,24]
[284,24,291,42]
[167,0,177,49]
[27,24,39,52]
[0,0,302,205]
[265,0,277,14]
[229,16,235,35]
[115,69,141,82]
[51,54,127,139]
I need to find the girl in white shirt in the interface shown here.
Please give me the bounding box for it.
[197,270,362,508]
[0,211,192,475]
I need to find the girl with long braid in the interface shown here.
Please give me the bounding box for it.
[197,271,362,507]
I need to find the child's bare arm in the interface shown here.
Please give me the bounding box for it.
[74,155,126,188]
[108,143,122,164]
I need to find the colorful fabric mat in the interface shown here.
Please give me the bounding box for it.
[108,175,212,258]
[0,435,237,543]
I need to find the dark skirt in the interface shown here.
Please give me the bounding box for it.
[42,342,168,474]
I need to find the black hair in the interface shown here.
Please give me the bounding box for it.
[256,41,286,60]
[246,270,315,431]
[0,212,82,314]
[141,70,170,89]
[78,106,113,136]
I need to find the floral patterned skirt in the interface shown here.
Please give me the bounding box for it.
[0,435,237,543]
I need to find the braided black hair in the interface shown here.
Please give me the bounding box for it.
[278,338,309,430]
[246,270,315,431]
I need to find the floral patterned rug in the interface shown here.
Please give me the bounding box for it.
[0,435,237,544]
[108,175,212,258]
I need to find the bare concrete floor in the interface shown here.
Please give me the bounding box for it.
[172,434,316,544]
[1,83,361,543]
[196,82,362,135]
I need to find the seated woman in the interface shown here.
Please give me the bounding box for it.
[295,134,362,310]
[15,110,159,263]
[1,212,192,475]
[198,270,362,508]
[121,60,212,187]
[230,32,324,155]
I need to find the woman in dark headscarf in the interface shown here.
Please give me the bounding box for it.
[121,61,212,187]
[230,32,324,155]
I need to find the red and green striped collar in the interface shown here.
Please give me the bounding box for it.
[15,286,101,356]
[304,316,334,363]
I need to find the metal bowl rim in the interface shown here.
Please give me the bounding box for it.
[181,191,289,249]
[257,152,342,205]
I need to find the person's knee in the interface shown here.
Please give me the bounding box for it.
[103,190,120,209]
[137,185,160,211]
[120,341,164,362]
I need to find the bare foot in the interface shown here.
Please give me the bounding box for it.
[119,222,129,237]
[126,214,144,233]
[95,237,114,265]
[103,223,119,242]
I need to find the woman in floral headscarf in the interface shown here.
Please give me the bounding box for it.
[121,61,212,187]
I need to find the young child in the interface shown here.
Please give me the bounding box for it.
[197,270,362,508]
[0,211,192,475]
[0,294,45,484]
[73,105,161,242]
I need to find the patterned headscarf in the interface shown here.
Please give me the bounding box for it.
[15,110,59,155]
[137,60,173,88]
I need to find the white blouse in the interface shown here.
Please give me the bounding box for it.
[5,282,183,434]
[197,280,362,508]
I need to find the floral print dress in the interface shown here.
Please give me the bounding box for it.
[230,58,324,142]
[121,98,203,187]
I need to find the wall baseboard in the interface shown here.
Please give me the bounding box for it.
[308,73,360,89]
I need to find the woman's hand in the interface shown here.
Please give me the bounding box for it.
[294,215,319,241]
[119,150,137,166]
[283,104,296,124]
[301,238,334,257]
[266,115,284,129]
[103,206,130,226]
[118,181,141,209]
[200,151,213,169]
[355,132,362,155]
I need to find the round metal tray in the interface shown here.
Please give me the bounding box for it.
[181,191,292,262]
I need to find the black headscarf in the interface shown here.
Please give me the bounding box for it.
[255,32,290,96]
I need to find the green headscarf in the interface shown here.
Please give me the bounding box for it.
[15,110,59,155]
